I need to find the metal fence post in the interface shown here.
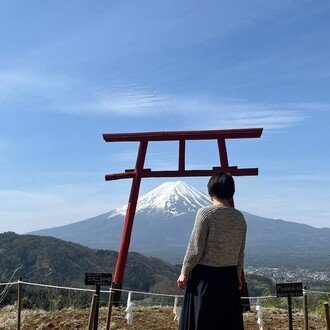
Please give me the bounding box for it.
[303,286,309,330]
[17,277,22,330]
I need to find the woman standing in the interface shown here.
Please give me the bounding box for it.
[177,172,246,330]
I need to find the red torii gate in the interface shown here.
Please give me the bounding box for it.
[103,128,263,327]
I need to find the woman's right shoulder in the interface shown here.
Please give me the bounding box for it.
[230,208,247,226]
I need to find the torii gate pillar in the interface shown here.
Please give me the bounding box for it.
[103,128,263,328]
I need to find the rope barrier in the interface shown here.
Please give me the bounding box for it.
[0,282,17,286]
[20,281,97,293]
[1,280,329,327]
[20,281,184,297]
[0,281,328,300]
[306,290,330,295]
[241,295,276,300]
[110,287,184,298]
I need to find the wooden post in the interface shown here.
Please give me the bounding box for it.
[287,296,293,330]
[303,286,309,330]
[324,302,330,330]
[93,284,100,330]
[88,294,98,330]
[17,277,22,330]
[106,288,115,330]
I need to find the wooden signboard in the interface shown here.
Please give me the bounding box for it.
[85,273,112,286]
[276,282,303,297]
[85,273,112,330]
[276,282,303,330]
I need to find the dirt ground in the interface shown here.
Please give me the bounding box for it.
[0,305,326,329]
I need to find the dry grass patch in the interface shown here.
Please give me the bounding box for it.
[0,306,326,329]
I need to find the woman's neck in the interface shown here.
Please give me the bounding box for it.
[211,197,230,207]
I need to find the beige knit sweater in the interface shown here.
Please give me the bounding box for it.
[181,205,247,278]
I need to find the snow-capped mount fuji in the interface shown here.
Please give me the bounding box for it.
[30,181,330,269]
[109,181,211,218]
[30,181,212,262]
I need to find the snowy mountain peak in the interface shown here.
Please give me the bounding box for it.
[109,181,211,218]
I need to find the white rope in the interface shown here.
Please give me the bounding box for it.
[1,281,183,296]
[111,287,184,298]
[0,282,17,286]
[1,280,328,300]
[125,291,133,325]
[173,296,181,323]
[20,281,97,293]
[241,295,276,300]
[306,290,330,295]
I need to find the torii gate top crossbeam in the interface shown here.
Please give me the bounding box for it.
[103,128,263,181]
[103,128,262,142]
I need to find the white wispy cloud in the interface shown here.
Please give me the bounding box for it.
[0,69,162,115]
[72,91,312,130]
[1,69,326,130]
[163,97,309,130]
[69,88,164,116]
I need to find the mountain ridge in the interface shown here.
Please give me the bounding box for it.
[30,181,330,271]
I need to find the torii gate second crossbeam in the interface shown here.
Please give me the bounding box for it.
[103,128,263,328]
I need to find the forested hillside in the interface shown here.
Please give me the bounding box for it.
[0,232,274,309]
[0,232,180,292]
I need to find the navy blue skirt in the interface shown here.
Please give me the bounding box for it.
[179,265,244,330]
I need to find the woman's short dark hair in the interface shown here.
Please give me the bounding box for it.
[207,172,235,200]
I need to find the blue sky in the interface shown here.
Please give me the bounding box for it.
[0,0,329,233]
